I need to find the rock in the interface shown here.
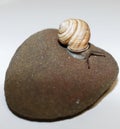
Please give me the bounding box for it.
[4,29,119,121]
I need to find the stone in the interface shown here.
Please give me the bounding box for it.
[4,29,119,121]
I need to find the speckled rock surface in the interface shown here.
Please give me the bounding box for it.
[5,29,119,121]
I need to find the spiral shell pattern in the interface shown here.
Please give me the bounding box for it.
[58,19,90,52]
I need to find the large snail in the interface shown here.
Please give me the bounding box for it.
[58,18,105,68]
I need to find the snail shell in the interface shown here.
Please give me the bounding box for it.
[58,19,90,53]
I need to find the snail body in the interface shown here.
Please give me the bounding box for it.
[58,18,105,69]
[58,19,90,53]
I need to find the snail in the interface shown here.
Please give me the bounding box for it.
[58,19,90,53]
[58,18,105,69]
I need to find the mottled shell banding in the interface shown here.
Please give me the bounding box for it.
[58,19,91,53]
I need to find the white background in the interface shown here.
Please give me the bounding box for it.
[0,0,120,129]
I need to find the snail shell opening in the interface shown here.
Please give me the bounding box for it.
[58,19,90,53]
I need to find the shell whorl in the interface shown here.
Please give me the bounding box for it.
[58,19,90,53]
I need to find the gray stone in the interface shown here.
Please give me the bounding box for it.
[5,29,119,121]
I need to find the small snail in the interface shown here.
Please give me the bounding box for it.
[58,19,90,53]
[58,18,105,69]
